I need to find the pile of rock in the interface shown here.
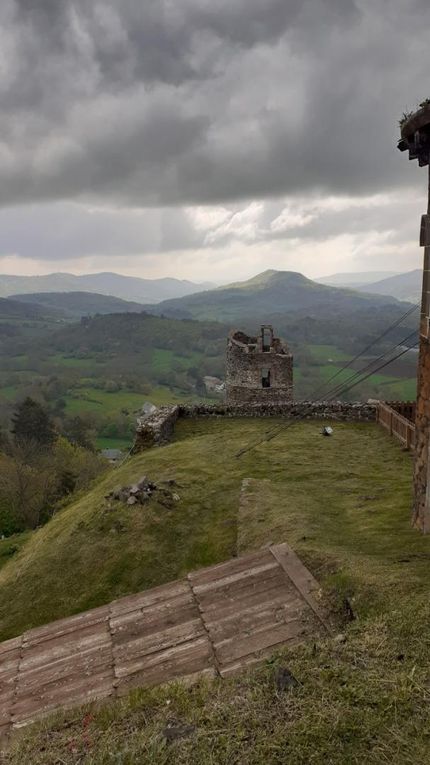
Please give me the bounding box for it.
[105,476,180,508]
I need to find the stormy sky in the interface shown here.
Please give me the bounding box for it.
[0,0,429,282]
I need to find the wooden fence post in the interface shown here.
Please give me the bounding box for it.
[406,425,412,450]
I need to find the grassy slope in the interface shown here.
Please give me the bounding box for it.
[5,419,430,763]
[0,418,424,639]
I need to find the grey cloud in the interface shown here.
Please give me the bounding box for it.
[0,192,418,265]
[0,203,201,260]
[0,0,429,212]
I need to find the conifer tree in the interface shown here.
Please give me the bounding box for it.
[11,397,56,448]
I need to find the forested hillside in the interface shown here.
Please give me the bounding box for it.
[144,270,406,322]
[10,291,148,318]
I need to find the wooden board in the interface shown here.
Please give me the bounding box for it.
[0,543,329,740]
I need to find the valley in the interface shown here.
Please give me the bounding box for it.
[0,270,419,456]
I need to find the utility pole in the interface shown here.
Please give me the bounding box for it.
[399,103,430,531]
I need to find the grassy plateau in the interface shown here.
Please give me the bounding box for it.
[2,418,430,764]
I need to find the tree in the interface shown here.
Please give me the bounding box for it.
[11,397,56,448]
[63,415,96,451]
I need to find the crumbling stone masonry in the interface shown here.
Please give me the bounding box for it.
[399,103,430,531]
[226,325,293,405]
[133,401,376,452]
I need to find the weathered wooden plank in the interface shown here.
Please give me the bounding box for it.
[110,580,189,617]
[204,584,303,627]
[23,605,109,648]
[0,636,22,657]
[0,637,22,729]
[215,619,306,667]
[269,543,330,628]
[0,542,328,734]
[191,560,279,595]
[20,623,110,671]
[208,598,306,644]
[110,590,194,626]
[15,645,112,695]
[0,647,21,682]
[0,698,14,727]
[115,636,213,695]
[194,568,293,614]
[12,670,114,726]
[188,549,273,587]
[200,580,300,624]
[113,618,204,670]
[110,596,196,640]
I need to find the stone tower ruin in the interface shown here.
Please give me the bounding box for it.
[225,325,293,405]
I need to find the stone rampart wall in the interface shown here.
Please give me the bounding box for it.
[132,405,180,453]
[132,401,376,452]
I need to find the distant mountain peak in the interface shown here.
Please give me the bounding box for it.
[226,269,312,290]
[0,272,214,304]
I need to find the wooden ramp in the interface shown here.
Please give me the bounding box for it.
[0,543,329,739]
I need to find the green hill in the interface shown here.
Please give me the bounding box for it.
[144,269,407,322]
[42,311,226,358]
[0,417,419,641]
[4,417,430,764]
[10,291,148,318]
[0,296,64,321]
[357,269,421,303]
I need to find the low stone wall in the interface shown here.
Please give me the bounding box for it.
[132,401,376,452]
[132,405,180,453]
[179,401,376,420]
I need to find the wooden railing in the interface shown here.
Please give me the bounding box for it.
[376,401,415,450]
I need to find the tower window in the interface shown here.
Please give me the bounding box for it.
[262,327,273,352]
[262,368,271,388]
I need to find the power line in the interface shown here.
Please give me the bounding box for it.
[235,328,419,458]
[241,327,417,454]
[309,302,419,400]
[327,340,418,399]
[319,329,417,403]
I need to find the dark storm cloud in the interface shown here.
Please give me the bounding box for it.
[0,203,201,259]
[0,0,429,210]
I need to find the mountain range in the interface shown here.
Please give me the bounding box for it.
[0,272,213,304]
[356,270,421,303]
[10,291,148,319]
[316,271,399,287]
[317,269,421,302]
[141,269,408,323]
[1,268,422,310]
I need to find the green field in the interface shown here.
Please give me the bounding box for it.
[5,417,430,764]
[151,348,202,375]
[307,344,351,362]
[64,385,197,416]
[315,362,416,400]
[95,437,133,451]
[0,386,18,401]
[48,354,96,368]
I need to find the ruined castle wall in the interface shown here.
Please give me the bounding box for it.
[132,406,180,453]
[180,401,376,420]
[132,401,376,453]
[225,338,293,405]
